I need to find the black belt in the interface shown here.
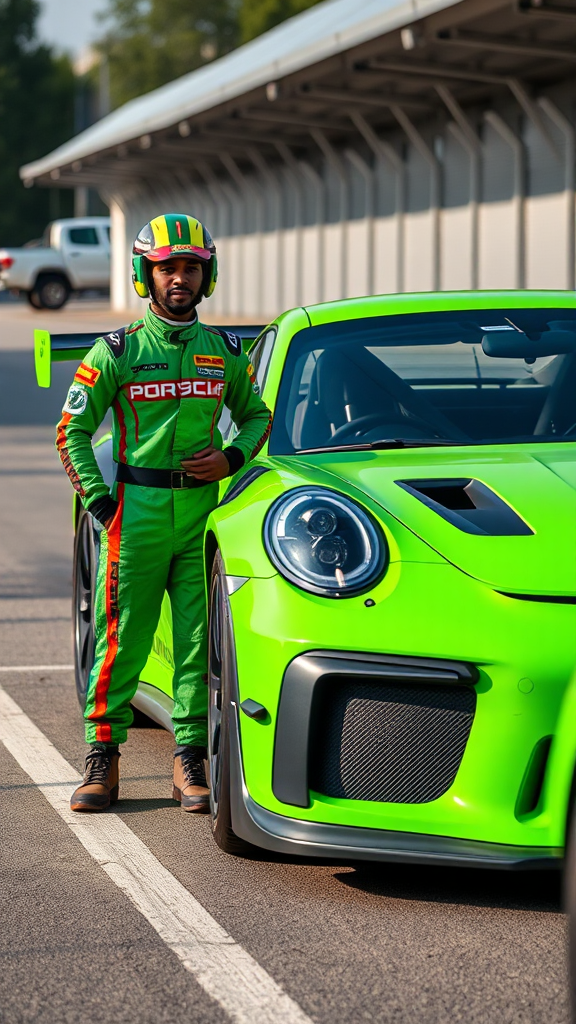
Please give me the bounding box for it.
[115,462,209,490]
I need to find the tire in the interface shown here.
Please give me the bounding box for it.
[31,273,70,310]
[26,290,42,309]
[566,795,576,1019]
[72,509,99,710]
[208,552,254,856]
[72,508,158,726]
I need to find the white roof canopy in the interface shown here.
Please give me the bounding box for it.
[21,0,576,187]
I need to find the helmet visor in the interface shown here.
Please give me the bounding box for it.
[143,243,212,263]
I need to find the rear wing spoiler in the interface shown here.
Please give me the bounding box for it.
[34,325,265,387]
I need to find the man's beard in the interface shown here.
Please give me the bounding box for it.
[162,288,198,316]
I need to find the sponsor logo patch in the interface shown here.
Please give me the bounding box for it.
[196,366,224,379]
[247,362,259,393]
[194,354,225,369]
[74,363,100,388]
[131,363,169,373]
[63,385,88,415]
[102,327,126,357]
[224,331,242,355]
[125,378,225,402]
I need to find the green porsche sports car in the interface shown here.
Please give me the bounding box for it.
[37,289,576,866]
[560,667,576,1010]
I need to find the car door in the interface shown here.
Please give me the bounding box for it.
[61,224,109,288]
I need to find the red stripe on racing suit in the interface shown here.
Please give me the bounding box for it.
[88,484,124,741]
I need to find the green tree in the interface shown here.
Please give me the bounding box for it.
[95,0,325,111]
[239,0,323,43]
[95,0,241,110]
[0,0,75,246]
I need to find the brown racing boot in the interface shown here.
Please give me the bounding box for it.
[173,745,209,813]
[70,746,120,812]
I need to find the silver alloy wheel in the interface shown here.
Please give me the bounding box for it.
[207,552,253,855]
[41,279,67,307]
[208,566,223,818]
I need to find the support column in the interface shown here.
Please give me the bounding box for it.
[108,196,128,313]
[351,112,405,293]
[221,153,264,318]
[436,85,481,289]
[74,186,88,218]
[276,142,304,307]
[484,111,525,289]
[248,148,283,315]
[299,161,325,304]
[196,162,235,315]
[538,98,575,289]
[389,103,440,292]
[310,129,347,300]
[344,148,375,296]
[508,79,562,161]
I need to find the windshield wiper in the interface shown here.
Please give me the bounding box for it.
[295,438,465,455]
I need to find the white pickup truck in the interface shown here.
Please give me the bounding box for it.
[0,217,110,309]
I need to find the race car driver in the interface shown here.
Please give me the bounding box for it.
[56,213,272,814]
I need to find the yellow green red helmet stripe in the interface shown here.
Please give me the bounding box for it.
[147,214,207,253]
[131,212,218,298]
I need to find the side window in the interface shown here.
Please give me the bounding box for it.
[68,227,99,246]
[219,328,276,442]
[287,349,321,449]
[249,328,276,392]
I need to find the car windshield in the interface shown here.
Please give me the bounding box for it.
[269,307,576,454]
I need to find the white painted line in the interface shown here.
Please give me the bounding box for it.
[0,685,313,1024]
[0,665,74,672]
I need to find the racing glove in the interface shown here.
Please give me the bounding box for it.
[222,445,245,475]
[88,494,119,528]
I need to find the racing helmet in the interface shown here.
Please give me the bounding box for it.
[132,213,218,299]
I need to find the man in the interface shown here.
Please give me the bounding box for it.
[56,213,271,814]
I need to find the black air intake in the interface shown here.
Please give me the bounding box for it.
[396,478,533,536]
[310,679,476,804]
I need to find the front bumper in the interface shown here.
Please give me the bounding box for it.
[230,566,575,849]
[229,701,562,869]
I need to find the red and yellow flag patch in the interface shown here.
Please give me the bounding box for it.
[194,354,225,369]
[74,363,101,388]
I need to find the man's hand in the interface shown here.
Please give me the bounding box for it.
[181,446,230,482]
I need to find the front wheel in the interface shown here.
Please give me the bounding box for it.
[26,290,42,309]
[31,273,70,309]
[566,796,576,1018]
[208,552,254,856]
[72,509,99,709]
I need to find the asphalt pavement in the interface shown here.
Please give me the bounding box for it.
[0,300,569,1024]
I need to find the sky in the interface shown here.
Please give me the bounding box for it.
[36,0,110,58]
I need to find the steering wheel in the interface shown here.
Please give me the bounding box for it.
[329,414,437,444]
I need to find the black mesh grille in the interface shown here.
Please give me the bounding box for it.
[310,680,476,803]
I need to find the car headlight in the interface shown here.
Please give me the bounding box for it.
[264,487,387,597]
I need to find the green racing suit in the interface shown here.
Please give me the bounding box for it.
[56,306,272,747]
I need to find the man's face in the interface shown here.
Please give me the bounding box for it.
[150,257,204,317]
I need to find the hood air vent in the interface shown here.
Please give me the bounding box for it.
[396,478,533,536]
